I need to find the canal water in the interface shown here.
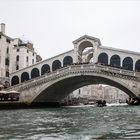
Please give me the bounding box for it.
[0,105,140,140]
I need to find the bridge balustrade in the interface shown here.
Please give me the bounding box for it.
[107,66,121,73]
[121,69,135,76]
[135,72,140,77]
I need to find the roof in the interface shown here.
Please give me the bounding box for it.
[0,32,13,41]
[100,45,140,56]
[72,35,101,45]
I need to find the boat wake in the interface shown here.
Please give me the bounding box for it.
[106,103,128,106]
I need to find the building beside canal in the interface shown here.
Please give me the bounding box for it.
[69,85,128,104]
[0,23,42,87]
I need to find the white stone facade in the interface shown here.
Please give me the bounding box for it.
[0,23,41,86]
[0,23,41,76]
[11,38,37,72]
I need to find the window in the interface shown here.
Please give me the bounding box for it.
[0,35,1,39]
[6,38,10,43]
[27,50,29,53]
[32,59,34,64]
[17,49,20,52]
[5,58,9,66]
[16,55,19,61]
[6,71,9,77]
[16,65,19,70]
[26,56,28,62]
[7,47,9,54]
[33,53,34,56]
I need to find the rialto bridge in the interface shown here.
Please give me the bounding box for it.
[8,35,140,104]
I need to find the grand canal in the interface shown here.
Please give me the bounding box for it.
[0,105,140,140]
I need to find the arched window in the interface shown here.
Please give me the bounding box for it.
[135,59,140,72]
[110,55,121,67]
[16,55,19,61]
[31,68,40,78]
[98,52,108,65]
[63,56,73,67]
[11,75,19,86]
[122,57,133,71]
[21,72,29,82]
[52,60,61,71]
[41,64,50,75]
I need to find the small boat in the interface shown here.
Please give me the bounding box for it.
[96,100,106,107]
[126,97,140,105]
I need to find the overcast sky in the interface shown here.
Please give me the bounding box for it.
[0,0,140,60]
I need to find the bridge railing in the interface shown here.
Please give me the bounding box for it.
[93,64,137,77]
[121,69,135,76]
[135,72,140,77]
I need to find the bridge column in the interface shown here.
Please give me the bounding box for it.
[133,63,134,71]
[29,72,31,80]
[73,43,79,63]
[108,54,111,65]
[120,57,123,68]
[133,59,136,71]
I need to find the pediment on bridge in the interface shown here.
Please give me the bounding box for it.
[72,35,101,45]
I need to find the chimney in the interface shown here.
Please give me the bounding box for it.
[1,23,5,34]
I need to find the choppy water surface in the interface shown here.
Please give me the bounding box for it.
[0,105,140,140]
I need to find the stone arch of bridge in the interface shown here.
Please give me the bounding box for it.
[21,72,29,83]
[98,52,108,65]
[123,57,133,71]
[86,52,93,63]
[135,59,140,72]
[52,60,62,71]
[11,75,19,86]
[78,41,93,62]
[41,64,50,75]
[63,56,73,67]
[32,74,136,103]
[110,54,121,67]
[31,68,40,78]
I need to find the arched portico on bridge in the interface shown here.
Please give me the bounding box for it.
[110,54,121,67]
[77,41,94,63]
[11,55,74,86]
[98,52,108,65]
[63,56,73,67]
[41,64,50,75]
[11,75,19,86]
[21,72,29,82]
[32,74,137,103]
